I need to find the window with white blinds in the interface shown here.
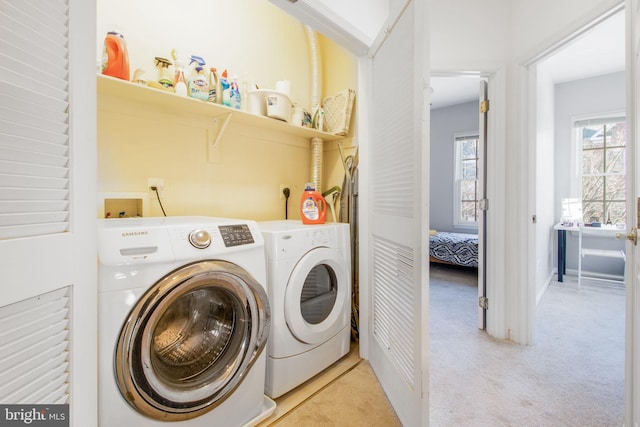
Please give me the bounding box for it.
[0,0,70,240]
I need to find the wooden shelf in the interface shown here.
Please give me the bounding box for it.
[97,74,343,142]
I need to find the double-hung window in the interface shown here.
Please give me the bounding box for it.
[574,115,626,225]
[453,132,479,228]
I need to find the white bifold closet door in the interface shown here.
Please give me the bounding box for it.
[365,1,429,426]
[0,0,97,424]
[0,0,74,406]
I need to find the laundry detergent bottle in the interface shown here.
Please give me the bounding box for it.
[300,183,327,224]
[101,30,130,80]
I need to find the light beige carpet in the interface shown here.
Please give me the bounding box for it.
[429,263,625,426]
[271,361,401,427]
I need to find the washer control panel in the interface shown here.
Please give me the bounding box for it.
[219,224,255,247]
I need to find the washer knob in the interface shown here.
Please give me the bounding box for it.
[189,229,211,249]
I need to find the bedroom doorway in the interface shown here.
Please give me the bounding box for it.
[429,73,486,329]
[528,5,627,421]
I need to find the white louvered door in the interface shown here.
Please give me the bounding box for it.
[0,0,70,239]
[365,1,429,425]
[0,0,73,407]
[0,0,97,424]
[0,288,71,403]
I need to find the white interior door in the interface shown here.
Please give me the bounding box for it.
[625,1,640,423]
[365,1,428,425]
[478,80,488,329]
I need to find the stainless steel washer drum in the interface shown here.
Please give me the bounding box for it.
[114,260,270,421]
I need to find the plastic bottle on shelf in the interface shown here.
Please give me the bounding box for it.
[174,59,187,97]
[230,74,241,109]
[220,69,231,107]
[300,183,327,225]
[208,67,222,103]
[188,56,209,101]
[101,30,130,80]
[240,73,251,111]
[154,57,174,89]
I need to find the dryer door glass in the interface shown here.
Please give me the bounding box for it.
[301,264,337,324]
[285,248,349,344]
[115,260,269,421]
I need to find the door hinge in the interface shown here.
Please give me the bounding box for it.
[479,199,489,211]
[479,296,488,310]
[480,99,490,113]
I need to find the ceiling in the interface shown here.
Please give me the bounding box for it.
[429,76,480,110]
[429,10,625,110]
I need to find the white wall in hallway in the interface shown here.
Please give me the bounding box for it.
[430,0,510,70]
[511,0,623,60]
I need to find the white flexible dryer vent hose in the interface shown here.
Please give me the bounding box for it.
[304,24,324,193]
[304,24,322,112]
[311,137,323,194]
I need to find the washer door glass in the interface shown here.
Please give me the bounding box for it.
[115,260,269,421]
[284,248,350,344]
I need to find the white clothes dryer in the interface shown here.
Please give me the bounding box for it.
[98,217,274,427]
[258,220,351,398]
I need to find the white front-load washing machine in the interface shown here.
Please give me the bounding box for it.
[258,220,351,398]
[98,217,274,427]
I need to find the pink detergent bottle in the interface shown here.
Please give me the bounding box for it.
[300,183,327,224]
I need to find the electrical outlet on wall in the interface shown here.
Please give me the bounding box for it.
[279,184,291,199]
[148,177,165,197]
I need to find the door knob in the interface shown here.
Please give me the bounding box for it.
[616,228,637,245]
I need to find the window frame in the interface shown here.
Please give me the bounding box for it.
[453,131,480,230]
[571,111,626,225]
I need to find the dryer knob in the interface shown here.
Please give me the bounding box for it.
[189,229,211,249]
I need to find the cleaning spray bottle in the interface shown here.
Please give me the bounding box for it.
[220,69,231,107]
[300,183,327,224]
[173,60,187,96]
[208,67,222,103]
[154,57,173,89]
[188,55,209,100]
[171,49,187,97]
[230,73,241,109]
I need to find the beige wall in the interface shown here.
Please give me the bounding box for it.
[97,0,357,221]
[318,33,358,222]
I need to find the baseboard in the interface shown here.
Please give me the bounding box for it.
[555,267,624,282]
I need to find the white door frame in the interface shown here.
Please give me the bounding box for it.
[523,1,637,422]
[522,3,627,344]
[430,68,509,341]
[625,0,640,422]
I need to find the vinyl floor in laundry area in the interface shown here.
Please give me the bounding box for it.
[258,342,401,427]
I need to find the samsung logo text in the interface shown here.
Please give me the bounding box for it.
[122,231,148,237]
